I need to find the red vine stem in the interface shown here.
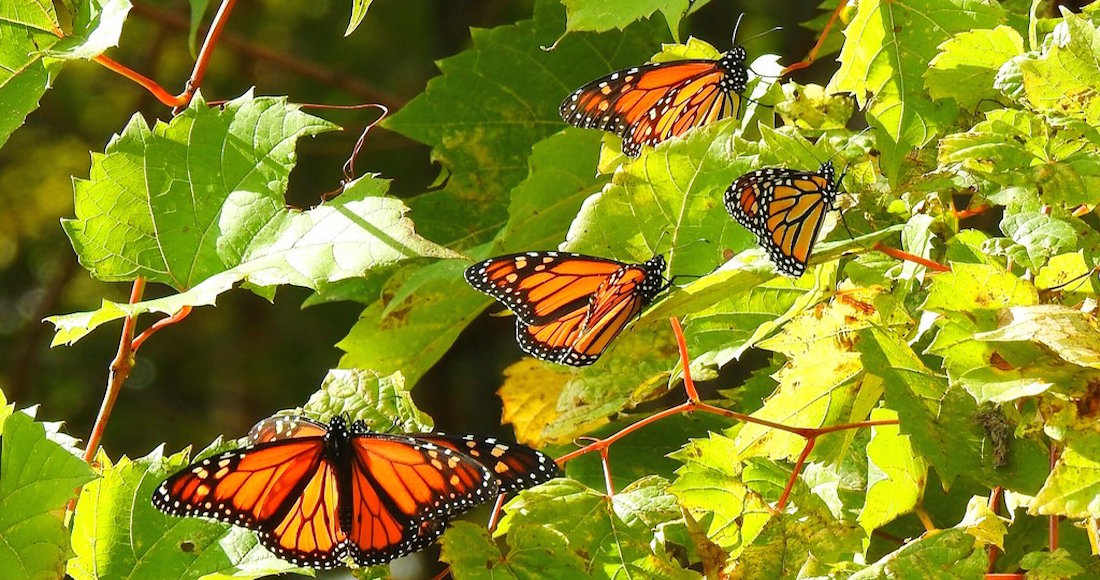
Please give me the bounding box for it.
[987,486,1004,573]
[131,306,194,352]
[954,204,991,220]
[82,278,146,463]
[873,242,952,273]
[782,1,847,74]
[556,317,898,511]
[59,0,239,108]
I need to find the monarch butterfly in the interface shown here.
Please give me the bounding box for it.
[724,161,839,277]
[464,251,668,366]
[152,415,559,569]
[560,46,749,157]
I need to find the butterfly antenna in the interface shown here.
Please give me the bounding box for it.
[731,13,745,47]
[740,25,783,48]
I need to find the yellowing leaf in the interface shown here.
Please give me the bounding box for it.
[498,360,569,447]
[860,408,927,533]
[976,305,1100,369]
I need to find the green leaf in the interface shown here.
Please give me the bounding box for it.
[1000,210,1080,270]
[859,408,928,533]
[857,328,987,486]
[1017,10,1100,125]
[345,0,373,36]
[831,0,1004,173]
[1031,432,1100,518]
[726,484,864,578]
[0,410,96,580]
[337,260,487,387]
[937,109,1100,207]
[975,305,1100,370]
[48,0,131,60]
[301,368,432,432]
[440,521,587,580]
[385,0,665,246]
[64,92,455,289]
[0,0,62,148]
[734,287,908,461]
[69,448,306,580]
[498,478,693,577]
[668,432,772,555]
[922,262,1038,313]
[926,26,1024,109]
[850,507,997,580]
[775,82,855,133]
[559,0,691,38]
[1020,548,1087,580]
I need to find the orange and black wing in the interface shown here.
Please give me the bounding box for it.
[152,436,350,569]
[464,252,626,324]
[560,48,748,157]
[345,433,499,566]
[724,162,838,277]
[466,253,668,366]
[412,433,560,493]
[518,262,651,366]
[248,415,328,444]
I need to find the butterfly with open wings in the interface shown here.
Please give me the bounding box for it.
[152,415,559,569]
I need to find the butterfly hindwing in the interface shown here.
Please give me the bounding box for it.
[412,433,561,493]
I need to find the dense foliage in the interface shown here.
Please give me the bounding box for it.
[2,0,1100,578]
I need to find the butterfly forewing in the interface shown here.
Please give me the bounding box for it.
[466,252,667,366]
[724,162,838,277]
[561,48,748,157]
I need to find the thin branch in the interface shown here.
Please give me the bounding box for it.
[83,278,146,463]
[173,0,239,112]
[555,317,899,511]
[782,1,846,74]
[131,306,193,352]
[873,242,952,273]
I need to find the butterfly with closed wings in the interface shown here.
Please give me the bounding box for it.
[152,415,559,569]
[560,46,749,157]
[724,161,839,277]
[465,251,669,366]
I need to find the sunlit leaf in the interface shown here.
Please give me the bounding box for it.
[0,411,96,579]
[1032,432,1100,518]
[859,408,927,533]
[559,0,692,39]
[975,305,1100,369]
[0,0,61,148]
[48,0,131,60]
[345,0,373,36]
[498,360,570,447]
[1018,10,1100,125]
[441,521,586,580]
[926,26,1024,109]
[301,368,432,432]
[69,448,305,579]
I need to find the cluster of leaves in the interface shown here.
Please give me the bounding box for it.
[4,0,1100,577]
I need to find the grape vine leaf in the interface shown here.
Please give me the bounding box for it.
[497,478,696,577]
[48,0,132,60]
[668,431,773,556]
[0,0,62,148]
[301,368,432,433]
[1017,10,1100,125]
[69,448,306,579]
[831,0,1004,173]
[559,0,693,38]
[859,408,927,533]
[975,305,1100,370]
[926,25,1024,110]
[440,521,586,580]
[0,410,96,580]
[385,0,666,246]
[1031,432,1100,518]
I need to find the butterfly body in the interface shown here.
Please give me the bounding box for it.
[465,252,668,366]
[724,161,838,277]
[154,416,559,569]
[560,47,749,157]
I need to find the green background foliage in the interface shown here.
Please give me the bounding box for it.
[2,0,1100,578]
